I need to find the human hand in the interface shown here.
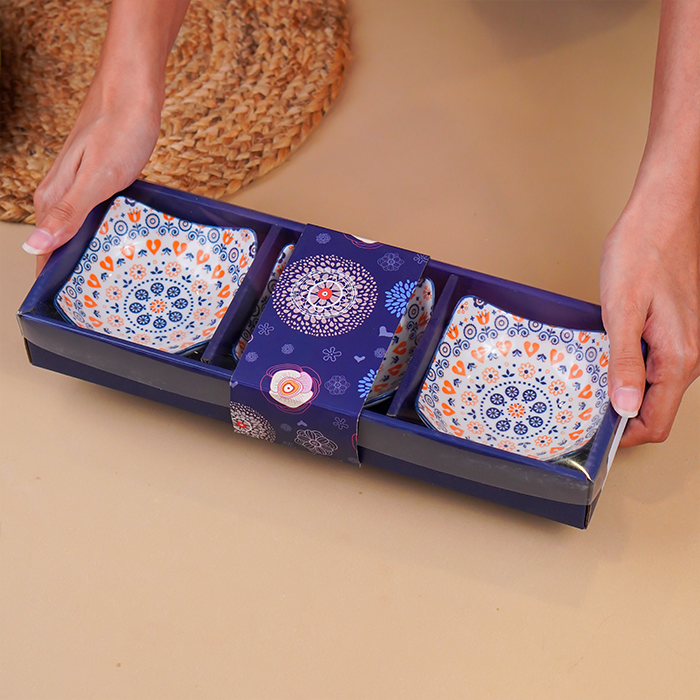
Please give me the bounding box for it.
[22,0,192,276]
[24,75,162,275]
[601,170,700,447]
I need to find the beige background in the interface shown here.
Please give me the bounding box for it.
[2,1,699,697]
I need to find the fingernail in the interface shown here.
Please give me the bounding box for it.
[612,387,641,418]
[22,228,54,255]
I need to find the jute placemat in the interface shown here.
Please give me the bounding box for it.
[0,0,350,223]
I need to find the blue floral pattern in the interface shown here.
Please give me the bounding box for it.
[357,370,377,399]
[385,280,416,318]
[322,346,342,362]
[55,196,257,354]
[325,375,350,395]
[230,225,430,465]
[377,252,404,271]
[415,296,609,460]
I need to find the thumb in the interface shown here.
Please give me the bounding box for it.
[603,298,647,419]
[23,175,112,259]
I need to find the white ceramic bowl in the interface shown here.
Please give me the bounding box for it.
[365,277,435,405]
[233,243,295,360]
[416,296,610,460]
[55,196,257,353]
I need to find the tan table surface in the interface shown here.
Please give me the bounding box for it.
[2,2,699,697]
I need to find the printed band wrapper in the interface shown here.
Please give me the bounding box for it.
[229,225,430,464]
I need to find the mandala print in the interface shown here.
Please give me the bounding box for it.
[415,296,610,461]
[295,429,339,456]
[325,375,351,395]
[230,403,276,442]
[54,196,257,354]
[377,252,404,271]
[273,255,378,337]
[385,280,417,318]
[123,278,193,332]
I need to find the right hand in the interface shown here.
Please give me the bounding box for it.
[24,75,163,275]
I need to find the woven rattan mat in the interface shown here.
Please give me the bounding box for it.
[0,0,350,223]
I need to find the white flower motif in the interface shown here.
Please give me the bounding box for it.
[295,429,338,456]
[269,369,315,409]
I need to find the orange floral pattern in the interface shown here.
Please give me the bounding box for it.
[483,367,499,383]
[129,264,146,280]
[548,380,566,396]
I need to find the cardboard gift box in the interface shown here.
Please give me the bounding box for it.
[17,180,625,529]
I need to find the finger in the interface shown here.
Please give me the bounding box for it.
[23,169,120,259]
[620,319,700,446]
[33,117,92,222]
[619,374,687,447]
[34,155,80,224]
[602,297,647,419]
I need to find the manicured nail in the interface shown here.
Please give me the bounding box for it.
[22,228,54,255]
[612,387,641,418]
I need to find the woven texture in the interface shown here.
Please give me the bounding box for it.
[0,0,350,223]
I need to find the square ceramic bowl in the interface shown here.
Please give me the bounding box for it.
[416,296,610,460]
[365,277,435,405]
[55,196,257,353]
[233,243,295,361]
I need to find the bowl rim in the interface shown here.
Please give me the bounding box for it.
[53,196,258,355]
[364,275,437,407]
[414,293,610,461]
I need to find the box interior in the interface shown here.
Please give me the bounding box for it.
[17,181,623,527]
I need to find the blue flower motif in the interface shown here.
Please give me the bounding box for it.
[378,252,404,272]
[322,346,342,362]
[333,417,349,430]
[281,343,294,354]
[316,232,331,244]
[385,280,415,318]
[257,322,274,336]
[413,254,430,264]
[245,351,258,362]
[325,375,350,395]
[357,370,376,398]
[374,347,387,359]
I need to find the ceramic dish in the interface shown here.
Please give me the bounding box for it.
[415,296,610,460]
[55,196,257,353]
[233,243,295,361]
[365,277,435,406]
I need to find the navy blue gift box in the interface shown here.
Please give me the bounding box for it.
[17,180,625,528]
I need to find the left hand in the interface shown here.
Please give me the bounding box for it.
[601,166,700,447]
